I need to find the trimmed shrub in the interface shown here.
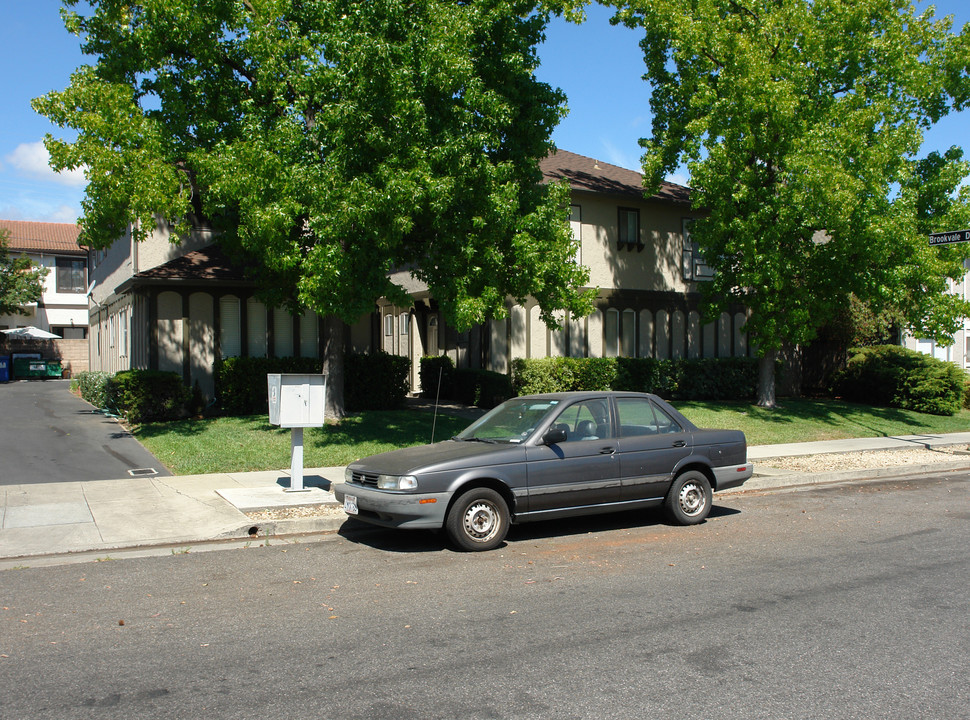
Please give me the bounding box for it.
[453,368,513,408]
[511,357,581,395]
[109,369,190,423]
[215,356,323,415]
[512,356,759,401]
[675,357,761,401]
[419,355,455,399]
[615,357,678,396]
[74,371,113,409]
[344,351,410,411]
[834,345,965,416]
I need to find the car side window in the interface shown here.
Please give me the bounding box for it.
[616,397,659,437]
[553,400,611,441]
[651,402,684,434]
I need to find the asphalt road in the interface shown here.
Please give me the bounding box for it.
[1,471,968,720]
[0,380,170,484]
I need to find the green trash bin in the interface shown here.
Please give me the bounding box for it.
[45,362,63,378]
[13,357,49,379]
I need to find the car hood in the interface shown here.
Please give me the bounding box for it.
[350,439,524,475]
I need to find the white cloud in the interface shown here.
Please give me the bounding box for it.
[666,171,691,188]
[600,139,641,172]
[5,141,87,187]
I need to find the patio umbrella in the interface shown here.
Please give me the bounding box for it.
[1,326,61,339]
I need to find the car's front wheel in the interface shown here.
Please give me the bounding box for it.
[446,488,509,551]
[664,471,712,525]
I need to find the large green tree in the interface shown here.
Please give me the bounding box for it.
[610,0,970,406]
[0,230,49,318]
[35,0,592,408]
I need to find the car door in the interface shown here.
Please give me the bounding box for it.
[615,396,692,502]
[524,398,619,513]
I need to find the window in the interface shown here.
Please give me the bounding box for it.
[621,310,636,358]
[618,208,641,249]
[605,309,619,358]
[220,296,242,358]
[682,218,714,281]
[616,397,684,436]
[399,313,409,336]
[569,205,582,266]
[552,399,612,442]
[53,326,87,340]
[56,258,86,293]
[119,308,129,357]
[384,313,394,337]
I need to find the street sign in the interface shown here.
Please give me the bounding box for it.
[929,229,970,246]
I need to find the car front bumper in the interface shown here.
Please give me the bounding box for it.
[333,482,451,529]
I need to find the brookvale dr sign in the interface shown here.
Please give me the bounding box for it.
[929,229,970,246]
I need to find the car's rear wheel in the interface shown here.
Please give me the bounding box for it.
[446,488,509,551]
[664,471,712,525]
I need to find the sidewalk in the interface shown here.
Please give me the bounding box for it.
[3,432,970,565]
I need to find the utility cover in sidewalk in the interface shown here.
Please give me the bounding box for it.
[127,468,158,477]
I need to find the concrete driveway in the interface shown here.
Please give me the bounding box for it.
[0,379,171,485]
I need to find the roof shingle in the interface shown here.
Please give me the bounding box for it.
[539,149,692,204]
[0,219,84,255]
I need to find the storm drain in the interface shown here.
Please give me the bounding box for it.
[128,467,158,477]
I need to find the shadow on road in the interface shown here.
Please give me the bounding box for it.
[337,503,742,553]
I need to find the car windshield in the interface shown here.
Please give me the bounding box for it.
[455,398,560,443]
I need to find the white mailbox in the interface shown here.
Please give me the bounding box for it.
[267,373,327,492]
[267,373,327,428]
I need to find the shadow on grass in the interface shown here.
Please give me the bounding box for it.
[132,409,470,446]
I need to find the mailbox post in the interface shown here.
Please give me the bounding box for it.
[267,373,327,492]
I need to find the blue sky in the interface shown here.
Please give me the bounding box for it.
[0,1,966,223]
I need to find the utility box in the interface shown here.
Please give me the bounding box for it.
[267,373,327,428]
[266,374,327,493]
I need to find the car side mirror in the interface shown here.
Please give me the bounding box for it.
[542,427,567,445]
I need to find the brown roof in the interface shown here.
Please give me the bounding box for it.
[539,149,692,204]
[0,219,84,255]
[130,244,251,284]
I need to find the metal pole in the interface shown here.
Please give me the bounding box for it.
[286,426,309,492]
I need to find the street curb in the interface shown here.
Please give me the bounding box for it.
[730,459,970,494]
[4,460,969,566]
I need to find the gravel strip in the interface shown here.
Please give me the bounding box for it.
[760,446,970,473]
[245,504,345,522]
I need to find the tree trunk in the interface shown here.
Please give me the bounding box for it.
[321,315,346,419]
[757,349,777,408]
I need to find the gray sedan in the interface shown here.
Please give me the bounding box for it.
[334,391,753,551]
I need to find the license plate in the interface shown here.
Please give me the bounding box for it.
[344,495,358,515]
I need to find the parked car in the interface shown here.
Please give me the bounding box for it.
[334,391,753,551]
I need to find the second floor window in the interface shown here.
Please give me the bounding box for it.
[618,207,641,249]
[56,258,87,293]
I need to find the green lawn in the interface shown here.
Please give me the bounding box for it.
[132,399,970,476]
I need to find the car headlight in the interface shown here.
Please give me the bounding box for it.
[377,474,418,490]
[344,467,354,482]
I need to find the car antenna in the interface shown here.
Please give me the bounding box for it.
[431,366,443,444]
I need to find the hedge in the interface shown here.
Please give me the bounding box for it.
[110,369,190,423]
[215,356,323,415]
[343,352,410,411]
[834,345,966,416]
[418,355,511,409]
[511,356,761,401]
[72,371,113,410]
